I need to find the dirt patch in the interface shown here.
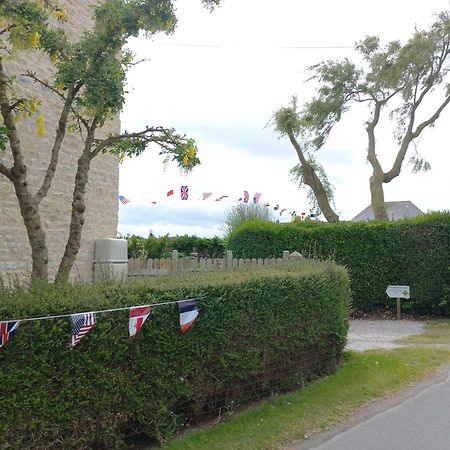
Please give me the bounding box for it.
[346,319,425,352]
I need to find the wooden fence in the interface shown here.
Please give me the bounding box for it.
[128,250,295,277]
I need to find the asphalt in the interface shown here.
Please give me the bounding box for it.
[291,325,450,450]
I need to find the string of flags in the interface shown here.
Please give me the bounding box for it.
[0,299,199,350]
[118,189,318,219]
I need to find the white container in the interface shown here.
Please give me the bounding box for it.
[93,238,128,281]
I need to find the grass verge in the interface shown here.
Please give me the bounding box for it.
[163,347,450,450]
[397,320,450,346]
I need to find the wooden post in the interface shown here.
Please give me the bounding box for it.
[397,297,401,320]
[226,250,233,270]
[172,250,178,275]
[282,250,289,262]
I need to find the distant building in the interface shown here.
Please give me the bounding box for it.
[351,201,423,222]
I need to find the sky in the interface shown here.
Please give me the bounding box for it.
[118,0,450,238]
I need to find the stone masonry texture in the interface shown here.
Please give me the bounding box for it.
[0,1,119,281]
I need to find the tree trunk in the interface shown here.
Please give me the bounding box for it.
[0,60,49,281]
[370,173,388,221]
[12,171,49,280]
[288,132,339,222]
[56,150,92,283]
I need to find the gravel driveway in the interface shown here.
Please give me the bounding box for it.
[346,320,425,352]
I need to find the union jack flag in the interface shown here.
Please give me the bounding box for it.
[181,185,189,200]
[118,195,130,205]
[70,313,96,348]
[0,321,19,349]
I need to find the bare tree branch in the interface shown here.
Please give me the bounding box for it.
[33,83,83,204]
[0,162,12,181]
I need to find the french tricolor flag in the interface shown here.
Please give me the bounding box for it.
[129,306,152,339]
[178,300,199,334]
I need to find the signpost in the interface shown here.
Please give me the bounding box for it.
[386,285,410,320]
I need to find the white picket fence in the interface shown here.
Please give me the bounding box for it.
[128,250,295,277]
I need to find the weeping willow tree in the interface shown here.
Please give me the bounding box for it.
[302,11,450,220]
[272,97,339,222]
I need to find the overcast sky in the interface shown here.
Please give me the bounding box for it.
[118,0,450,238]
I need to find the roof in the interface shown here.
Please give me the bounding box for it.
[351,201,423,222]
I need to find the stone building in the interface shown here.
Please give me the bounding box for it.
[0,1,119,281]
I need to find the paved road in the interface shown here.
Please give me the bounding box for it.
[293,365,450,450]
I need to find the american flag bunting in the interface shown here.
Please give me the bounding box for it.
[118,195,130,205]
[70,313,96,348]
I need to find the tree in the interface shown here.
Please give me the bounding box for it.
[0,0,220,282]
[271,98,339,222]
[222,202,275,236]
[301,11,450,220]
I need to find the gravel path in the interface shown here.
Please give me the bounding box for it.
[346,319,425,352]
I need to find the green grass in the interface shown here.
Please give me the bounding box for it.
[397,320,450,346]
[163,347,450,450]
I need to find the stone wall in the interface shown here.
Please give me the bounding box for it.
[0,1,119,282]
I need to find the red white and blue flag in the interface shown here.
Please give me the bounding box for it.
[118,195,130,205]
[253,193,261,204]
[0,320,19,349]
[70,313,96,348]
[243,191,249,203]
[181,186,189,200]
[129,306,151,339]
[167,189,174,197]
[178,299,198,334]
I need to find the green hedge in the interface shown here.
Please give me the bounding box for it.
[227,212,450,314]
[0,262,349,449]
[127,234,225,259]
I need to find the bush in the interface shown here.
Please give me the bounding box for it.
[126,234,225,259]
[0,262,349,449]
[227,212,450,314]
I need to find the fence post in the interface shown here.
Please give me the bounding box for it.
[282,250,289,262]
[172,250,178,274]
[226,250,233,270]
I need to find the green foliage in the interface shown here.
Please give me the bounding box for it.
[0,262,349,448]
[290,157,336,217]
[227,212,450,314]
[303,11,450,155]
[126,234,225,259]
[222,203,276,236]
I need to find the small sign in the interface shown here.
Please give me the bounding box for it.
[386,285,410,299]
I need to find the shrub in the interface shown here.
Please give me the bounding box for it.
[126,234,225,259]
[227,212,450,314]
[0,262,349,449]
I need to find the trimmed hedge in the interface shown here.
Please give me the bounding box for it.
[227,212,450,314]
[0,262,349,449]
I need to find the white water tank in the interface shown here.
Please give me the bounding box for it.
[94,238,128,281]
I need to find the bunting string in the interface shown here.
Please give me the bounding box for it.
[118,188,317,219]
[1,299,194,324]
